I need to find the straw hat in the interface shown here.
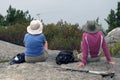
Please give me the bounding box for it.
[27,20,43,34]
[82,20,101,33]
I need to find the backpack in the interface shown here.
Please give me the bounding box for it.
[9,53,25,65]
[56,50,75,65]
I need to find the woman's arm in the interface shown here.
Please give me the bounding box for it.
[44,41,48,51]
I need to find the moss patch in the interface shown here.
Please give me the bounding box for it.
[0,59,10,63]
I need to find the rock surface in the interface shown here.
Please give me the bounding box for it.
[105,27,120,46]
[0,40,120,80]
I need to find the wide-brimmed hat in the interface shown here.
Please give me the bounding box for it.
[82,20,101,33]
[27,20,43,34]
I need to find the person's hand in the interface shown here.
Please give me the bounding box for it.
[109,61,115,65]
[77,62,85,67]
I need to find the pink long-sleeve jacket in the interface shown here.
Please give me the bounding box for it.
[81,31,111,64]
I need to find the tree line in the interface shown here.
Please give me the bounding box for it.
[0,5,32,26]
[0,2,120,50]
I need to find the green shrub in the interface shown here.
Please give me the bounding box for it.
[44,22,82,50]
[0,21,82,50]
[110,41,120,57]
[0,23,28,46]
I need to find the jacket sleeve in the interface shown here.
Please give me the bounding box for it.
[101,32,111,62]
[81,33,88,64]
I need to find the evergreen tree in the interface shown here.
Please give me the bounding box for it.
[5,5,16,25]
[95,17,106,35]
[0,14,4,26]
[105,9,116,32]
[105,2,120,33]
[116,2,120,27]
[5,5,33,25]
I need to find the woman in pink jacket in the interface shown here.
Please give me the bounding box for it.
[77,20,115,67]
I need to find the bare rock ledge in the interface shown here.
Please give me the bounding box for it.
[0,40,120,80]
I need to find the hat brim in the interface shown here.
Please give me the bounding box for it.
[27,26,42,34]
[82,24,101,33]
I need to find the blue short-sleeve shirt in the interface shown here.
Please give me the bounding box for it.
[24,33,46,57]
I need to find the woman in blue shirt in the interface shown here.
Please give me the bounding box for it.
[24,20,48,63]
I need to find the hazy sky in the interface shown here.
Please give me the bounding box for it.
[0,0,119,29]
